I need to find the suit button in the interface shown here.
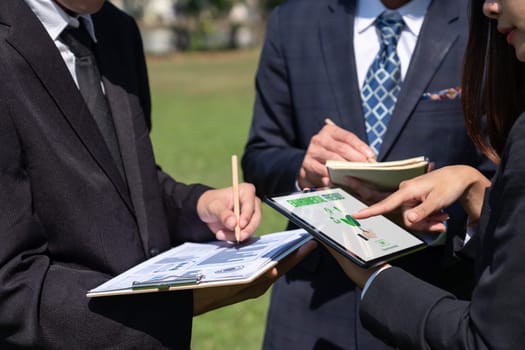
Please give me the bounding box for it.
[149,248,160,256]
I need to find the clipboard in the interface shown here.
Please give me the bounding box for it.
[264,188,426,268]
[86,229,312,297]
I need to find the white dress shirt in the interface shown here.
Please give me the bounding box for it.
[24,0,98,88]
[354,0,431,89]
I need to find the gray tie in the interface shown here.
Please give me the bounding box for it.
[60,22,126,180]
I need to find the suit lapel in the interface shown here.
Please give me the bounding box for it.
[95,31,152,251]
[3,0,134,215]
[378,0,461,160]
[320,0,367,140]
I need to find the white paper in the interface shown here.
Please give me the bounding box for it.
[87,229,311,297]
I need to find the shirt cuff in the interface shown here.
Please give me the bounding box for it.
[361,265,391,299]
[464,217,479,245]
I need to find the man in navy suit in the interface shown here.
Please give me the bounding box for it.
[242,0,494,348]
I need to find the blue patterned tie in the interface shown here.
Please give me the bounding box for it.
[361,12,405,155]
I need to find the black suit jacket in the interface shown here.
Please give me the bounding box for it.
[242,0,494,349]
[361,112,525,349]
[0,1,213,348]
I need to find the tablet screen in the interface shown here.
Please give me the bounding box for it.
[265,188,425,267]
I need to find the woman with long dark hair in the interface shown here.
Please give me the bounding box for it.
[329,0,525,348]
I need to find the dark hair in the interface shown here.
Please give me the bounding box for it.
[462,0,525,163]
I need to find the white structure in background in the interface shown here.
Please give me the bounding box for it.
[228,0,259,48]
[112,0,189,54]
[112,0,260,53]
[140,0,180,55]
[142,0,176,26]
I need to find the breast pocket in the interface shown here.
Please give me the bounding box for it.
[415,98,462,114]
[398,99,474,167]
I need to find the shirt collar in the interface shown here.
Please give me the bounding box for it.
[24,0,97,43]
[355,0,431,36]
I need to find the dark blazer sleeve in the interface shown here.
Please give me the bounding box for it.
[359,114,525,350]
[158,169,214,244]
[242,7,306,197]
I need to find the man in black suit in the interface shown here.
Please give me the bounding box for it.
[0,0,316,348]
[242,0,494,349]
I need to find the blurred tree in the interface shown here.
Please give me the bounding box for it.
[180,0,237,16]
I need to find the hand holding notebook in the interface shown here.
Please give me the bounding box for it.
[326,156,430,190]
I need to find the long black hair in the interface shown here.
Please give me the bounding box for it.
[462,0,525,163]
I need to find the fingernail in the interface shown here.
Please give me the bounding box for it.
[407,211,418,222]
[225,216,236,229]
[365,148,375,159]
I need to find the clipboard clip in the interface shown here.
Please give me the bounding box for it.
[132,274,204,291]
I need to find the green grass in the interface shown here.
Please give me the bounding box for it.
[147,49,287,349]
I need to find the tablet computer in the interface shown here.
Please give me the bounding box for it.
[264,188,426,268]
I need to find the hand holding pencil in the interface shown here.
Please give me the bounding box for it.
[297,117,376,189]
[196,156,262,243]
[324,118,376,162]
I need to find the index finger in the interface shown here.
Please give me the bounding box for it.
[352,190,408,219]
[238,184,261,235]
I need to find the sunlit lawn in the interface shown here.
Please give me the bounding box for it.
[147,49,287,349]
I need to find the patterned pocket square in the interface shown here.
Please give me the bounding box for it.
[421,87,461,101]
